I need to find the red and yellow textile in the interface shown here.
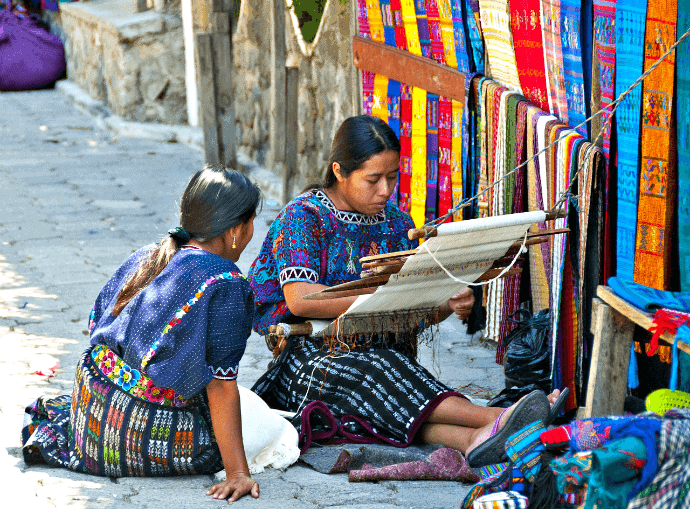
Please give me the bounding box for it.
[540,0,569,122]
[634,0,678,290]
[510,0,549,111]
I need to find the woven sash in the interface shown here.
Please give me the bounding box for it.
[510,0,549,112]
[400,84,413,212]
[479,0,523,92]
[527,110,557,312]
[541,0,569,121]
[416,0,433,58]
[679,3,690,290]
[614,0,647,281]
[426,93,440,222]
[410,86,428,227]
[450,0,471,72]
[464,0,486,72]
[560,0,587,135]
[357,0,375,115]
[391,0,408,49]
[634,0,678,290]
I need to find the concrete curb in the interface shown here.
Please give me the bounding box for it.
[55,80,284,202]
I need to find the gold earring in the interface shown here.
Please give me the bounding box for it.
[232,233,236,249]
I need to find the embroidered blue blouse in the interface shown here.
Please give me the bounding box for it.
[248,189,415,335]
[89,246,254,399]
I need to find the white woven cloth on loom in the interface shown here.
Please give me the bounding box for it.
[345,211,547,316]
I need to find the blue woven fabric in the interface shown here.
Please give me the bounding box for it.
[677,0,690,290]
[463,0,484,73]
[561,0,588,136]
[608,277,690,312]
[614,0,647,282]
[451,0,471,73]
[580,0,594,137]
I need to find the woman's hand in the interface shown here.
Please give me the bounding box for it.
[207,474,259,503]
[447,288,475,320]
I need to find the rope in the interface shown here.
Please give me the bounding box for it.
[420,230,529,286]
[422,25,690,234]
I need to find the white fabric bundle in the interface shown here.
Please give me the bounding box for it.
[214,386,300,479]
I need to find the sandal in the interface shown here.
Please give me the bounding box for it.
[466,388,570,468]
[467,390,550,468]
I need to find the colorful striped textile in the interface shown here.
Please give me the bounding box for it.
[416,0,433,58]
[410,86,428,227]
[527,109,557,312]
[614,0,647,282]
[541,0,569,122]
[593,0,617,281]
[580,0,594,136]
[399,84,413,212]
[486,88,517,346]
[634,0,678,290]
[478,0,523,92]
[357,0,376,115]
[439,98,454,217]
[464,0,486,73]
[560,0,587,136]
[449,0,471,73]
[510,0,550,112]
[425,93,440,222]
[678,1,690,290]
[391,0,408,49]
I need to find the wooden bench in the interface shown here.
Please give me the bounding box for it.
[580,285,689,418]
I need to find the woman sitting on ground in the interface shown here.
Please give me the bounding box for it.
[249,115,560,461]
[22,167,262,503]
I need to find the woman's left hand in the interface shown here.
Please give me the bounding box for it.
[447,288,475,320]
[207,474,259,503]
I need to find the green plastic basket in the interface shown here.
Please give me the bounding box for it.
[645,388,690,415]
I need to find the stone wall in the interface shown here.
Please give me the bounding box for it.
[56,0,187,124]
[232,0,360,188]
[52,0,359,187]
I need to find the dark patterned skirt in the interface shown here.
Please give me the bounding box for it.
[21,347,223,477]
[251,338,464,451]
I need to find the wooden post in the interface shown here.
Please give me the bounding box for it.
[270,0,287,172]
[195,0,236,168]
[582,297,635,418]
[284,66,299,204]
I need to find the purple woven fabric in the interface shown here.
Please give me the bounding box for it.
[0,11,65,90]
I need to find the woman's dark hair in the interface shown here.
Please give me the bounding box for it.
[113,165,262,316]
[309,115,401,190]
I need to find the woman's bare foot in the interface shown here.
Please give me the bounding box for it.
[465,389,561,456]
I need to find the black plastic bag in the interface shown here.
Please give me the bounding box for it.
[488,309,551,408]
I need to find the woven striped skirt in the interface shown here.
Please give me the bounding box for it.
[21,347,223,477]
[252,339,464,450]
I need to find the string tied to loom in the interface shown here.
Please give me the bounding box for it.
[420,230,529,287]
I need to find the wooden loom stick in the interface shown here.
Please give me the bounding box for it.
[407,211,569,241]
[303,267,524,301]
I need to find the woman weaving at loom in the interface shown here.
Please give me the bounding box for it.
[249,115,563,464]
[21,167,262,503]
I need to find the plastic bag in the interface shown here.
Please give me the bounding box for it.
[488,309,551,408]
[503,308,551,387]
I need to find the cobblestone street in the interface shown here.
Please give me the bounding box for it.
[0,89,503,508]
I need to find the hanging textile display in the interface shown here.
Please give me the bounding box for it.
[614,0,648,282]
[464,0,486,73]
[509,0,550,112]
[634,0,678,290]
[560,0,588,136]
[357,0,376,115]
[449,0,471,73]
[478,0,523,92]
[581,0,594,135]
[541,0,569,122]
[678,1,690,291]
[593,0,617,280]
